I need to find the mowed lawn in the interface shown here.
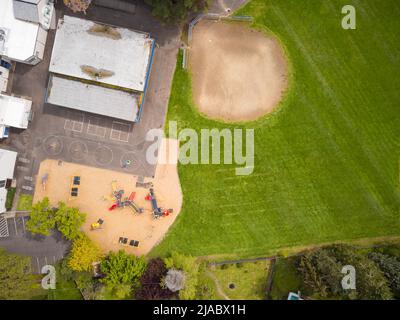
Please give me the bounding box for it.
[151,0,400,258]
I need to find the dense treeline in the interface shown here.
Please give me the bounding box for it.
[294,245,400,300]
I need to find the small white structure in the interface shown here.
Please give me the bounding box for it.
[0,148,17,213]
[0,0,55,65]
[46,16,156,122]
[0,93,32,138]
[0,63,10,92]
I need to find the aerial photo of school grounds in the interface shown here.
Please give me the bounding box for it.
[0,0,399,302]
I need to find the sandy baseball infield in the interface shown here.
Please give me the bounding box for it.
[33,139,182,256]
[189,20,288,122]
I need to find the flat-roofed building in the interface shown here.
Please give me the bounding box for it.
[0,0,55,65]
[0,93,32,138]
[46,15,156,122]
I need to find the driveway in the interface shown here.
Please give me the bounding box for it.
[0,215,70,274]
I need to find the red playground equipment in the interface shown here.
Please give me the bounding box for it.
[107,182,144,214]
[145,188,173,219]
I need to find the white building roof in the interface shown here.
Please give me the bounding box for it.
[0,148,17,213]
[47,75,139,121]
[0,93,32,128]
[49,16,154,92]
[0,0,40,61]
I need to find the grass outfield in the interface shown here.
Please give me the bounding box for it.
[151,0,400,258]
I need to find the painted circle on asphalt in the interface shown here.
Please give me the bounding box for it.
[120,151,141,171]
[69,141,88,161]
[94,145,113,166]
[19,131,31,146]
[43,135,63,156]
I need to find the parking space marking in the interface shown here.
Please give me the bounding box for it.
[22,217,26,232]
[87,116,107,138]
[13,217,17,236]
[110,121,131,142]
[36,257,40,273]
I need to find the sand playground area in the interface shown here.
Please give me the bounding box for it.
[189,20,288,122]
[33,139,182,256]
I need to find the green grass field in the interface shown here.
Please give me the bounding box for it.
[209,261,270,300]
[151,0,400,258]
[16,194,33,211]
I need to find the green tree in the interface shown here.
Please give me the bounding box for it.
[164,252,199,300]
[100,250,147,297]
[144,0,208,23]
[68,235,102,272]
[55,202,86,241]
[369,252,400,298]
[329,245,393,300]
[26,197,56,236]
[297,253,329,298]
[0,249,37,299]
[297,245,394,300]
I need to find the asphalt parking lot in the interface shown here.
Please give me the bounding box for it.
[1,1,181,192]
[0,215,70,274]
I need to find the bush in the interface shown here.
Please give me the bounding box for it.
[5,188,16,211]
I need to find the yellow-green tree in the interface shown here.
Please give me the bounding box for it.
[68,235,102,272]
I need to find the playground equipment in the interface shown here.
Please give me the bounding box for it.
[145,188,172,219]
[91,219,104,230]
[41,173,49,191]
[107,181,144,214]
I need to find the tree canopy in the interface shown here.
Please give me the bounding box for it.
[26,198,86,240]
[100,250,147,298]
[369,252,400,299]
[26,197,55,236]
[68,235,102,272]
[136,258,176,300]
[164,252,199,300]
[144,0,208,23]
[55,202,86,241]
[164,269,186,292]
[297,245,394,300]
[0,249,37,300]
